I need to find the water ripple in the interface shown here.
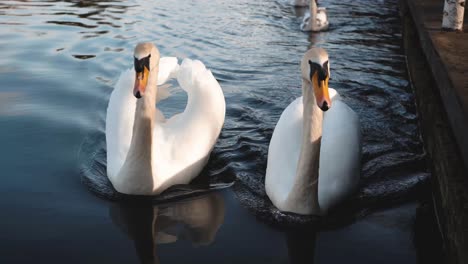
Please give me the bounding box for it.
[0,0,427,227]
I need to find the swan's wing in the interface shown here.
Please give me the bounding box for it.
[177,58,225,135]
[156,57,179,103]
[151,58,225,191]
[319,100,361,213]
[177,58,214,92]
[106,68,137,179]
[156,84,171,103]
[265,97,304,207]
[166,58,225,152]
[157,57,179,85]
[176,58,196,92]
[175,58,226,131]
[329,88,341,101]
[316,8,329,29]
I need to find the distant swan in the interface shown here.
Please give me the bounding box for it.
[265,48,361,215]
[300,0,329,32]
[106,43,226,195]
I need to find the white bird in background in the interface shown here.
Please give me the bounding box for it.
[106,43,226,195]
[265,47,361,215]
[300,0,329,32]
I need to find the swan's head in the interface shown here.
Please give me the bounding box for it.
[133,42,160,99]
[301,47,331,111]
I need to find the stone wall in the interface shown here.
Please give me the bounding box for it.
[400,1,468,263]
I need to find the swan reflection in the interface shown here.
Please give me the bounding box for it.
[286,228,317,264]
[110,192,225,263]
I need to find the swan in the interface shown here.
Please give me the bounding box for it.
[265,47,361,215]
[300,0,329,32]
[106,43,226,195]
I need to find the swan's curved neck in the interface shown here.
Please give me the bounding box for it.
[309,0,318,29]
[135,67,159,123]
[117,66,159,193]
[290,79,322,214]
[131,66,158,157]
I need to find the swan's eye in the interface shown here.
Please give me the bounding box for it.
[317,68,326,81]
[134,57,142,72]
[134,54,151,73]
[322,60,329,79]
[308,60,327,81]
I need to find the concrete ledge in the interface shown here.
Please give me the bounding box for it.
[405,0,468,171]
[400,0,468,263]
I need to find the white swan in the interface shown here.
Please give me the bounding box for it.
[265,48,361,215]
[106,43,226,195]
[300,0,329,32]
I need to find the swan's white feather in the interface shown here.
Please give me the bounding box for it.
[106,68,137,180]
[318,99,361,213]
[157,57,179,85]
[265,97,303,206]
[150,58,225,192]
[106,57,225,194]
[265,89,361,214]
[156,57,179,102]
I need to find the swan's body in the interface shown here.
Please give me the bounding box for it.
[265,48,361,215]
[300,0,329,32]
[106,43,225,195]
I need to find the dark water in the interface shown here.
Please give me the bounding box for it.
[0,0,429,263]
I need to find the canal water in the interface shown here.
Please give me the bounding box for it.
[0,0,431,263]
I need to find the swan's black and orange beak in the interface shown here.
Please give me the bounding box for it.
[312,73,331,111]
[133,54,151,99]
[134,66,149,99]
[309,60,331,111]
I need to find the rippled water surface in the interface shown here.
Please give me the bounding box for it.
[1,0,428,263]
